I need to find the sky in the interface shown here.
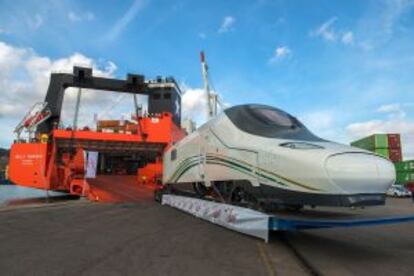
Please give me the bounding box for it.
[0,0,414,157]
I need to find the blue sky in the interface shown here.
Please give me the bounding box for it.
[1,0,414,157]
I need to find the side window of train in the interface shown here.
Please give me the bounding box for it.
[171,149,177,161]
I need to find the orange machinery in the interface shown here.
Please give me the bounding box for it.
[8,66,186,201]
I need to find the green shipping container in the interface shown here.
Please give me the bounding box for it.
[350,134,389,150]
[394,160,414,172]
[396,171,414,184]
[373,148,389,158]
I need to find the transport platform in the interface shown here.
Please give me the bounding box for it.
[162,194,414,242]
[269,213,414,231]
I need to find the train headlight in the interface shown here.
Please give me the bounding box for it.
[279,142,324,150]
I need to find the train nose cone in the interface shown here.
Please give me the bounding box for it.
[325,153,395,194]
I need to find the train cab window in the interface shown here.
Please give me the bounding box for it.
[152,93,161,100]
[248,107,294,127]
[171,149,177,161]
[224,104,324,142]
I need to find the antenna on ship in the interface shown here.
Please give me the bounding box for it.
[200,51,213,120]
[200,51,223,121]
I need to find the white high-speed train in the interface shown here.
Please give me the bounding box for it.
[163,104,395,209]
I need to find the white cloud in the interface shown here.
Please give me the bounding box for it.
[218,16,236,33]
[181,84,227,126]
[275,47,291,58]
[0,41,119,147]
[301,111,334,130]
[299,110,345,141]
[377,103,401,113]
[181,86,207,125]
[68,11,95,22]
[106,0,147,41]
[268,46,291,63]
[341,31,354,45]
[376,103,407,120]
[311,18,357,46]
[311,17,338,41]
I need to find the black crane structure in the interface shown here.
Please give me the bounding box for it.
[37,66,182,134]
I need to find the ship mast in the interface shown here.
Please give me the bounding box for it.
[200,51,213,120]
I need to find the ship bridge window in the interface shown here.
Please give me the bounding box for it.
[224,104,324,142]
[152,93,161,100]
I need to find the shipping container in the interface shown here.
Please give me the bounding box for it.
[97,120,121,128]
[373,148,389,158]
[395,160,414,172]
[387,133,401,148]
[388,148,403,162]
[350,134,388,149]
[396,171,414,184]
[97,120,132,128]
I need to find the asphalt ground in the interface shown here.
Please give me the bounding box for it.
[0,198,308,276]
[1,194,413,276]
[284,197,414,276]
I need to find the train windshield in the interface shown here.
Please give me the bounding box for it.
[248,107,296,127]
[224,104,324,141]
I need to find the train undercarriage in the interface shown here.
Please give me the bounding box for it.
[155,181,305,212]
[156,178,386,211]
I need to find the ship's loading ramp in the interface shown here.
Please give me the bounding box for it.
[87,175,155,202]
[53,125,177,202]
[8,66,186,202]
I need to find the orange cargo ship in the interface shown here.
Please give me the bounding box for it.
[8,67,186,202]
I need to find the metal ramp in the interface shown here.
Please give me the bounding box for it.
[162,194,414,242]
[270,215,414,231]
[87,175,155,202]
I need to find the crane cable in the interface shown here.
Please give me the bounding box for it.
[86,93,127,128]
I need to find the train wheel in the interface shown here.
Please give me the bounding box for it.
[230,186,260,210]
[154,184,173,202]
[154,189,163,203]
[230,186,244,203]
[193,182,209,198]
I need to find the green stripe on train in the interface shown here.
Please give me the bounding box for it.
[167,153,320,192]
